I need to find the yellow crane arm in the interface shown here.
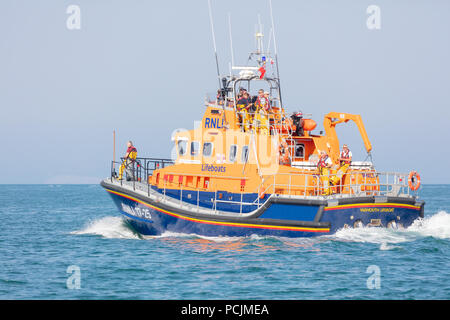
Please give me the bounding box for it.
[323,112,372,155]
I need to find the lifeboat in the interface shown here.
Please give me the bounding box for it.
[100,13,424,238]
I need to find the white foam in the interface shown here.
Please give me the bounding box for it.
[155,231,244,242]
[72,211,450,245]
[333,211,450,245]
[379,242,400,251]
[406,211,450,239]
[71,216,141,239]
[333,226,412,244]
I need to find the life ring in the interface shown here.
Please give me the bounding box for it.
[408,171,421,191]
[279,139,290,165]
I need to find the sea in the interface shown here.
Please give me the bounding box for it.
[0,184,449,300]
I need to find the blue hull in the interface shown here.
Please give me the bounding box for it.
[102,182,424,238]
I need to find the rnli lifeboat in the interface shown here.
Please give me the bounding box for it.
[100,19,424,238]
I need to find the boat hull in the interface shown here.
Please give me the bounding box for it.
[101,181,424,238]
[105,187,329,237]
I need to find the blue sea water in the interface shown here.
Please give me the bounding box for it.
[0,184,449,300]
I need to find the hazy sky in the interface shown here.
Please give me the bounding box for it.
[0,0,449,184]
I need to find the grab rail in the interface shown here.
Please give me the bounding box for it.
[109,157,415,214]
[110,157,174,191]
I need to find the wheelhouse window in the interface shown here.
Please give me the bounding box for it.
[295,143,305,158]
[229,145,237,163]
[177,140,187,156]
[241,146,249,163]
[203,142,213,157]
[190,141,199,156]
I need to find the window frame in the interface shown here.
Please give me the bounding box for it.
[229,144,238,163]
[190,141,200,156]
[293,143,305,159]
[241,145,249,163]
[177,140,187,156]
[202,142,214,157]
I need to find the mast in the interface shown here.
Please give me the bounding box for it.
[256,14,264,57]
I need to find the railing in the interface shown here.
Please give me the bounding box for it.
[234,108,289,133]
[257,171,413,200]
[108,158,416,216]
[110,157,175,191]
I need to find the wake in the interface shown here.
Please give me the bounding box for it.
[332,211,450,248]
[71,216,141,239]
[71,211,450,248]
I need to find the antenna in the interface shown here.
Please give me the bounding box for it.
[228,12,235,67]
[269,0,278,56]
[112,130,116,175]
[266,27,272,55]
[269,0,282,107]
[207,0,222,89]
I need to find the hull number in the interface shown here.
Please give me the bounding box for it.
[121,203,152,220]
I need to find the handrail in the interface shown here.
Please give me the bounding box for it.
[110,157,175,185]
[254,171,412,200]
[110,156,415,215]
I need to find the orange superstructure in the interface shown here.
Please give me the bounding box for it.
[146,102,379,198]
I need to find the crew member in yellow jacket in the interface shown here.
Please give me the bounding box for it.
[317,150,333,195]
[236,91,252,132]
[330,144,352,186]
[254,90,270,135]
[118,141,138,180]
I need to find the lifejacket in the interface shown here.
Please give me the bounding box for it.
[127,147,137,161]
[317,155,329,169]
[255,96,269,112]
[236,97,249,111]
[340,149,351,165]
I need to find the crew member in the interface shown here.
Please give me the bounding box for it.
[238,87,247,98]
[236,92,251,132]
[330,144,352,186]
[254,89,270,135]
[339,144,352,167]
[263,91,271,109]
[262,91,272,134]
[291,111,304,136]
[216,89,224,105]
[317,150,333,195]
[118,141,138,181]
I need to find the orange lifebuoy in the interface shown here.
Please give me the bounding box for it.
[408,171,421,191]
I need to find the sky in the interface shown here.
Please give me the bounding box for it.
[0,0,449,184]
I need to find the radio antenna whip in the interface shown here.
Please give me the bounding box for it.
[228,12,235,67]
[207,0,222,89]
[269,0,283,108]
